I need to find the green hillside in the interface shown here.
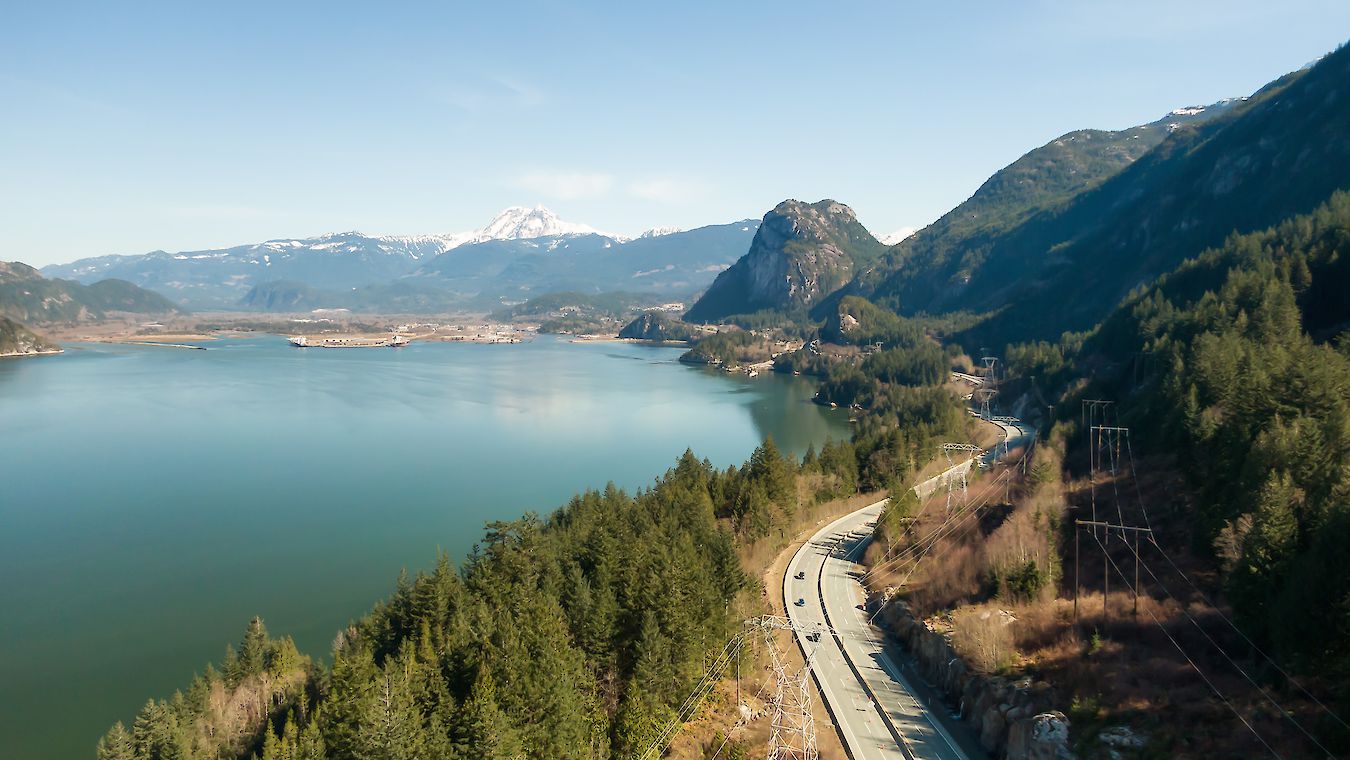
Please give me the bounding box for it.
[859,46,1350,349]
[1031,191,1350,694]
[0,316,59,356]
[0,261,180,324]
[849,99,1238,311]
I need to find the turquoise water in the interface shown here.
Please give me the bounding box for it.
[0,335,849,759]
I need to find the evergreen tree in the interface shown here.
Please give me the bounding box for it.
[96,721,135,760]
[132,699,187,760]
[239,616,269,679]
[357,652,426,760]
[459,666,522,759]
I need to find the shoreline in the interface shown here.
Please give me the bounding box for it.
[0,348,64,359]
[103,341,207,350]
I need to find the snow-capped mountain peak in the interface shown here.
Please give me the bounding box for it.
[638,226,681,239]
[475,205,618,242]
[878,227,916,245]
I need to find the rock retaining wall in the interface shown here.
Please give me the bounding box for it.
[876,599,1076,760]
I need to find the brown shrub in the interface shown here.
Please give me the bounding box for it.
[951,604,1016,673]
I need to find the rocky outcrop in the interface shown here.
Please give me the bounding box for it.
[876,599,1075,759]
[684,200,885,323]
[618,312,698,342]
[0,316,61,357]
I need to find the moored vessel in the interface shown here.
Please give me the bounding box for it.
[289,335,410,348]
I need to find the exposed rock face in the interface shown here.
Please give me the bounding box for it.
[1007,711,1075,760]
[617,312,697,342]
[0,316,60,356]
[876,599,1075,759]
[684,200,884,323]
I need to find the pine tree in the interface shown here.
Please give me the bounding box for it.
[459,666,522,759]
[132,699,188,760]
[323,646,378,760]
[296,714,326,760]
[358,652,426,760]
[96,721,135,760]
[239,616,269,678]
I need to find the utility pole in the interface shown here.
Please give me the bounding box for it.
[1081,400,1114,530]
[1074,525,1080,623]
[1073,520,1153,625]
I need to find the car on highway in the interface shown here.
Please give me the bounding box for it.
[794,598,806,607]
[794,571,806,580]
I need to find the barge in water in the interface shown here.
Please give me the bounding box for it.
[289,335,410,348]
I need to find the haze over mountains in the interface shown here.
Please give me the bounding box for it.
[21,54,1347,336]
[43,207,757,311]
[0,262,179,324]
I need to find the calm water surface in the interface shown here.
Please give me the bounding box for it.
[0,335,848,759]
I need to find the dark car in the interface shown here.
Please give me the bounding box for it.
[805,632,821,642]
[856,603,865,611]
[794,571,806,580]
[794,598,806,607]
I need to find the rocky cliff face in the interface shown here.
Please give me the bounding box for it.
[684,200,884,323]
[0,316,60,357]
[617,312,697,342]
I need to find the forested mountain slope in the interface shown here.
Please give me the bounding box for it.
[0,315,59,355]
[845,99,1238,310]
[0,261,179,324]
[860,45,1350,349]
[1042,191,1350,682]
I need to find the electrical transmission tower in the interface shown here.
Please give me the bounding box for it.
[980,355,999,385]
[1080,400,1114,526]
[751,616,823,760]
[974,387,998,420]
[941,443,983,512]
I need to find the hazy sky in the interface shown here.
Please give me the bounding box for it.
[4,1,1349,266]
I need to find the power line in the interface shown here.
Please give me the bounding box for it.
[1120,539,1337,757]
[1122,431,1154,532]
[861,466,1015,585]
[1115,421,1347,734]
[1086,530,1283,759]
[1151,543,1350,733]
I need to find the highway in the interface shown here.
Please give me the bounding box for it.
[785,505,971,759]
[785,413,1032,759]
[913,416,1030,501]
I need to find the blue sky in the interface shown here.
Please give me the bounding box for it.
[4,1,1349,266]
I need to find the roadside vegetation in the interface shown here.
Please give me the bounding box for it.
[868,192,1350,758]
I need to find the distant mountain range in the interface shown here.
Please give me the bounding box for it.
[36,56,1340,332]
[42,207,757,311]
